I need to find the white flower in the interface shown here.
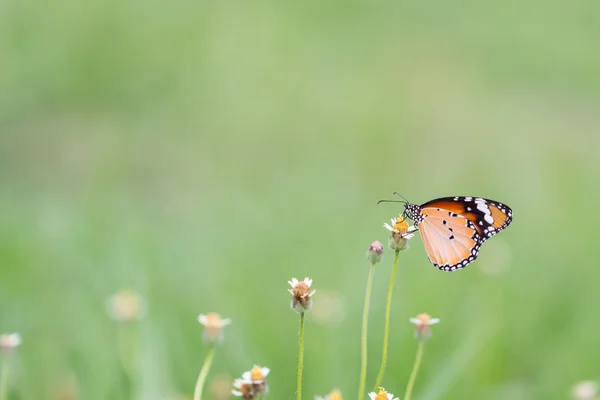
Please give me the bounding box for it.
[198,313,232,329]
[410,313,441,341]
[409,314,441,327]
[0,333,21,350]
[288,277,314,291]
[288,277,316,313]
[383,216,416,239]
[241,365,270,382]
[572,381,598,400]
[232,366,270,398]
[198,312,231,344]
[368,387,399,400]
[315,389,343,400]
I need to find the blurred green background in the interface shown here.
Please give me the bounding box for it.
[1,1,599,399]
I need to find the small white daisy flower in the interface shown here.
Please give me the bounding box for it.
[0,333,21,350]
[198,312,231,344]
[368,387,399,400]
[410,313,441,341]
[384,215,416,251]
[288,277,316,313]
[571,381,598,400]
[232,365,270,398]
[383,216,416,238]
[315,389,343,400]
[241,365,270,383]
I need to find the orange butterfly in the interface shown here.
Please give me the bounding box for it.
[381,195,513,271]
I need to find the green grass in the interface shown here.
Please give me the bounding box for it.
[1,1,600,399]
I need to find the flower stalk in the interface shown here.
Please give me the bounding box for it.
[288,277,315,400]
[193,345,217,400]
[0,353,9,400]
[404,340,424,400]
[297,312,305,400]
[195,312,230,400]
[373,249,400,390]
[0,334,21,400]
[404,313,439,400]
[358,263,376,400]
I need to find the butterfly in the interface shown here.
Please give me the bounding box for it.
[380,195,513,271]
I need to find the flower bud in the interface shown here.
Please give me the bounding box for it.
[366,241,384,265]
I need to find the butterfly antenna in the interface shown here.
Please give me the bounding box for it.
[377,199,406,205]
[393,192,410,203]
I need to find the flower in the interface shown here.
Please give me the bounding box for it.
[106,289,147,322]
[198,312,232,344]
[0,333,21,351]
[409,313,441,341]
[572,381,598,400]
[288,277,316,313]
[242,365,270,383]
[366,240,384,264]
[384,215,415,251]
[315,389,343,400]
[368,387,399,400]
[232,365,270,399]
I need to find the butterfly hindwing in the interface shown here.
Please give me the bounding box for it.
[418,207,482,271]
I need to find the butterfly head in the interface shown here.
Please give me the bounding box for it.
[403,202,422,223]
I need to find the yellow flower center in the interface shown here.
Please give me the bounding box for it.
[393,216,409,234]
[375,388,390,400]
[416,313,432,324]
[250,365,265,381]
[328,389,343,400]
[205,312,223,327]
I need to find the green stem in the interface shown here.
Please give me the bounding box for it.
[374,250,400,391]
[358,263,376,400]
[404,341,425,400]
[193,345,217,400]
[0,353,10,400]
[297,312,305,400]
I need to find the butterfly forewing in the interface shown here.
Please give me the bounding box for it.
[420,196,513,240]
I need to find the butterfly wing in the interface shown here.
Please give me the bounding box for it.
[411,197,513,271]
[420,196,513,241]
[418,208,482,271]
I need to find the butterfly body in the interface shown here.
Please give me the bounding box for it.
[404,196,513,271]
